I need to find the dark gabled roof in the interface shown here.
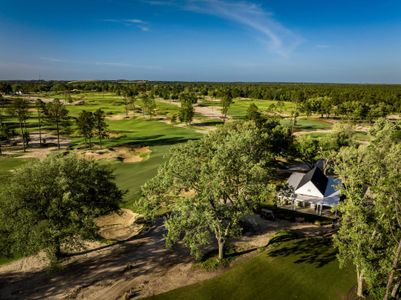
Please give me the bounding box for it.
[297,166,328,195]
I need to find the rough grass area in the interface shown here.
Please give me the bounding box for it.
[148,237,355,300]
[227,98,295,119]
[0,156,32,183]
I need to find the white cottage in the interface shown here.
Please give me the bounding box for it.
[281,167,341,216]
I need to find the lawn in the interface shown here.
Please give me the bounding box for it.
[148,237,355,300]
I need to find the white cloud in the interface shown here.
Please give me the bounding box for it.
[144,0,302,56]
[316,44,331,49]
[102,18,150,31]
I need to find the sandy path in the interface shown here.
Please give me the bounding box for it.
[159,99,224,120]
[0,216,331,300]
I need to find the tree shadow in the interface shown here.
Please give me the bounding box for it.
[0,220,193,299]
[268,237,337,268]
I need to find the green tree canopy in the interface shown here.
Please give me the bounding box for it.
[140,122,277,260]
[334,119,401,298]
[0,154,124,262]
[44,99,69,149]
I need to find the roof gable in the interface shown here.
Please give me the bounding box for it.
[296,167,328,196]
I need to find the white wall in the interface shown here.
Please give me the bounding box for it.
[295,181,324,198]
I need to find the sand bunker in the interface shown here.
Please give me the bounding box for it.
[78,146,151,163]
[95,208,144,241]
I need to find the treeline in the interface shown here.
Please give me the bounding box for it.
[2,80,401,122]
[2,80,401,107]
[0,96,108,153]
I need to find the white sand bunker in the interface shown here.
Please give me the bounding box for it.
[96,208,144,241]
[79,146,151,163]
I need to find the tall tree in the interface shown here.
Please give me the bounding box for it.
[179,96,194,125]
[140,122,274,260]
[295,136,320,168]
[93,109,108,146]
[142,94,156,118]
[76,110,95,148]
[10,98,30,151]
[0,124,13,155]
[44,99,69,149]
[334,119,401,298]
[221,89,233,122]
[36,99,45,146]
[0,154,123,262]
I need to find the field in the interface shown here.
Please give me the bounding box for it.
[148,237,356,300]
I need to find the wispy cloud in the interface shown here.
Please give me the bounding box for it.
[102,18,150,32]
[316,44,331,49]
[144,0,302,56]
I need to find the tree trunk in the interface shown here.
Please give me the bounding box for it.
[38,115,42,145]
[218,239,225,261]
[54,237,62,259]
[19,121,26,152]
[56,120,60,150]
[384,236,401,300]
[356,268,364,298]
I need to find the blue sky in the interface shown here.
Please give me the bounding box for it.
[1,0,401,82]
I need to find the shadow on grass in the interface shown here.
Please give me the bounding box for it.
[268,237,337,268]
[192,121,224,127]
[104,135,200,147]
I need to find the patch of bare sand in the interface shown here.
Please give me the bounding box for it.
[106,113,134,121]
[3,133,71,160]
[77,146,151,163]
[0,216,333,300]
[96,209,144,241]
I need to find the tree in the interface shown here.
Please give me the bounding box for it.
[10,98,30,151]
[0,94,5,127]
[0,154,123,262]
[142,94,156,118]
[334,119,401,298]
[44,99,69,149]
[140,122,274,260]
[0,124,13,155]
[333,147,373,298]
[179,96,194,124]
[36,99,46,146]
[295,136,320,168]
[246,103,261,123]
[93,109,108,146]
[76,110,95,148]
[221,90,233,122]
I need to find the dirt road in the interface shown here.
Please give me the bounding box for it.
[0,218,330,300]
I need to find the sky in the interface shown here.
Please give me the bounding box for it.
[1,0,401,83]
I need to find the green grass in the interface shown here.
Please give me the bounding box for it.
[148,238,355,300]
[0,156,32,183]
[110,145,172,209]
[282,118,333,131]
[72,117,201,148]
[227,98,296,119]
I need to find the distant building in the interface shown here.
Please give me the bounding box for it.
[279,167,341,216]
